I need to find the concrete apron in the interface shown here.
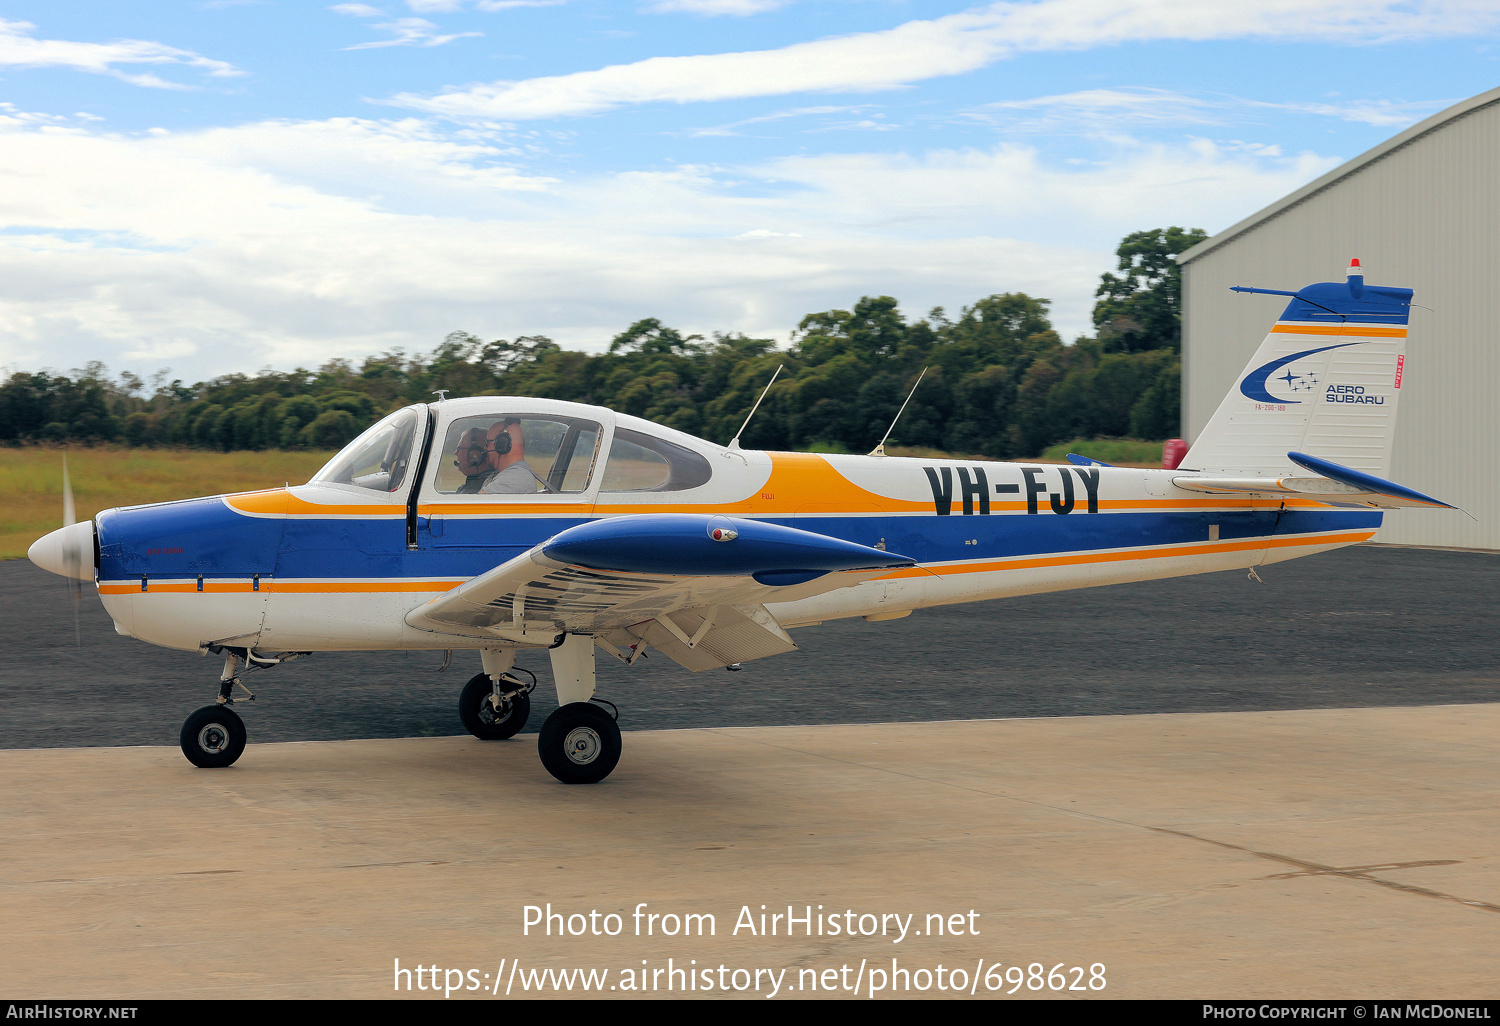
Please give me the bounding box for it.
[2,705,1498,1000]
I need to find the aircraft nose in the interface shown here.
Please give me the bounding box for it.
[28,521,94,581]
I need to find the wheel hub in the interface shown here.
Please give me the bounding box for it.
[197,724,229,753]
[481,696,512,725]
[563,726,602,765]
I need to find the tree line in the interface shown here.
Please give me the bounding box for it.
[0,227,1205,459]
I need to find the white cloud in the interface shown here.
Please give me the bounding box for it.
[388,0,1500,119]
[402,0,568,9]
[972,87,1220,129]
[0,113,1340,380]
[331,3,385,16]
[343,17,484,49]
[644,0,791,15]
[1250,97,1453,128]
[689,104,865,136]
[0,17,243,87]
[967,87,1451,133]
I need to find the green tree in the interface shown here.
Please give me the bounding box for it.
[1092,226,1207,354]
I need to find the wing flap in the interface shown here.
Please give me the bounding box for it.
[602,603,797,672]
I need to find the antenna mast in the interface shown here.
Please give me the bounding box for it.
[728,364,783,450]
[869,367,927,457]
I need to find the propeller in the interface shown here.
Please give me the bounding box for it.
[61,455,82,647]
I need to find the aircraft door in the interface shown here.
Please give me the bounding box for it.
[414,408,608,567]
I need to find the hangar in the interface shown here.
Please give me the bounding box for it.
[1177,86,1500,550]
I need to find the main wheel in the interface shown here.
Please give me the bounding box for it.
[538,703,621,784]
[179,705,246,768]
[459,672,530,740]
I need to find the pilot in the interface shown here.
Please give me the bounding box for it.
[452,426,497,494]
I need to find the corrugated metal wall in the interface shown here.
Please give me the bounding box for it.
[1182,94,1500,549]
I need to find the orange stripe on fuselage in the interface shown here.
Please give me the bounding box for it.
[98,579,467,595]
[874,529,1376,580]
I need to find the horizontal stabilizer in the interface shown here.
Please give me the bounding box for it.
[1285,452,1456,510]
[1173,451,1459,512]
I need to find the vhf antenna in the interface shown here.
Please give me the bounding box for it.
[728,364,783,450]
[869,366,927,457]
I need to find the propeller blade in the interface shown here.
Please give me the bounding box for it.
[61,455,82,647]
[62,454,75,528]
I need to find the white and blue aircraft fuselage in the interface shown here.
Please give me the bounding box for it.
[27,261,1456,782]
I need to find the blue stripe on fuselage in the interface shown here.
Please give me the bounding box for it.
[98,498,1381,583]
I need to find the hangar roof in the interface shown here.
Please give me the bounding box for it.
[1177,85,1500,266]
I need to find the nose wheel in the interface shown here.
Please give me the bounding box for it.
[179,705,247,768]
[538,703,621,784]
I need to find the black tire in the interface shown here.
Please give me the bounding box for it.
[179,705,246,768]
[538,703,621,784]
[458,672,530,740]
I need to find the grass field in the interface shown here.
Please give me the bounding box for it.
[0,447,335,561]
[1039,438,1164,468]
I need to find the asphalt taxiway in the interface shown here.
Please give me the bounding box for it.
[2,543,1497,749]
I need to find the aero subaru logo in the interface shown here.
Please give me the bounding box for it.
[1240,342,1362,404]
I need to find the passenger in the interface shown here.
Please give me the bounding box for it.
[480,419,550,494]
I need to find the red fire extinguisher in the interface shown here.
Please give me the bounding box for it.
[1162,438,1187,470]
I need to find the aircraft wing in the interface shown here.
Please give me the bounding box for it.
[405,514,914,670]
[1172,450,1460,511]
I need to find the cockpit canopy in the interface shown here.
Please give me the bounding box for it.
[309,398,715,497]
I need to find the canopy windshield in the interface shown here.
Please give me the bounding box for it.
[311,406,424,493]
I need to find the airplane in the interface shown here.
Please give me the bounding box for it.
[26,259,1459,784]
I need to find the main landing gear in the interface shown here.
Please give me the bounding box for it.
[463,637,623,785]
[538,702,621,785]
[458,670,533,740]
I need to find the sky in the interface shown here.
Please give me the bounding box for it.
[0,0,1497,384]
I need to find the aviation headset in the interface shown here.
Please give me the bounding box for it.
[453,419,520,472]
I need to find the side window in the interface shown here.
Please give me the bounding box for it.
[433,414,601,495]
[600,428,713,492]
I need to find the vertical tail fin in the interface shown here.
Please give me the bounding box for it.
[1183,259,1413,477]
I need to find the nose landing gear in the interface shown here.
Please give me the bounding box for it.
[179,650,251,768]
[177,646,299,769]
[179,705,246,768]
